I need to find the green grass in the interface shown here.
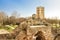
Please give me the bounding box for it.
[0,25,18,32]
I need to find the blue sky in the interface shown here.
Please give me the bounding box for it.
[0,0,60,19]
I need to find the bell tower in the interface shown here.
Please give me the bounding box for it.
[36,6,44,20]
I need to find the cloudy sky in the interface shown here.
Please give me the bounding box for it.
[0,0,60,19]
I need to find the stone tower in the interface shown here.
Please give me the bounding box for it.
[36,6,44,20]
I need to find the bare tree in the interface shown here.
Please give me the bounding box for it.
[0,11,7,25]
[11,11,20,18]
[9,16,16,25]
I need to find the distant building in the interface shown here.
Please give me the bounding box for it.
[36,6,44,20]
[32,14,36,19]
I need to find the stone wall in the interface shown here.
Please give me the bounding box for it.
[27,25,53,40]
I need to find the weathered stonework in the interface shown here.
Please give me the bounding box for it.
[27,26,53,40]
[15,18,54,40]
